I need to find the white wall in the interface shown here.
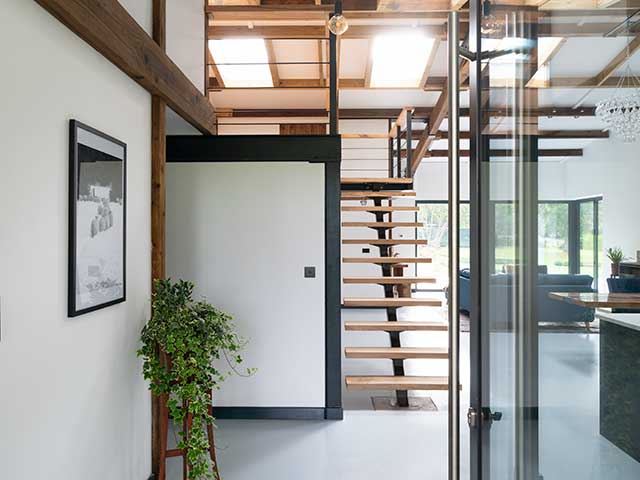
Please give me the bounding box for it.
[167,0,204,93]
[166,162,326,407]
[166,0,206,135]
[0,2,152,479]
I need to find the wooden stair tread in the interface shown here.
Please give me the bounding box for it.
[343,257,432,264]
[341,206,419,212]
[342,239,428,246]
[345,321,448,331]
[342,221,423,228]
[343,276,436,284]
[341,177,413,185]
[341,190,416,199]
[345,375,450,391]
[343,297,442,307]
[345,347,448,359]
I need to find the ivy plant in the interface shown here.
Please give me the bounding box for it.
[138,279,252,479]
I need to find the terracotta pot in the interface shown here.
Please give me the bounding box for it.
[611,263,620,277]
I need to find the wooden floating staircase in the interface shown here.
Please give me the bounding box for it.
[346,376,449,391]
[343,257,432,264]
[345,321,447,332]
[342,239,427,246]
[340,176,450,408]
[343,277,436,285]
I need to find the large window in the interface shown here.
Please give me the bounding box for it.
[538,203,570,274]
[416,201,469,290]
[417,198,601,290]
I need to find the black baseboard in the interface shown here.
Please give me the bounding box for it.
[148,475,157,480]
[212,406,343,421]
[341,305,388,310]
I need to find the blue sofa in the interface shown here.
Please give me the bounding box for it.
[607,277,640,313]
[459,268,596,325]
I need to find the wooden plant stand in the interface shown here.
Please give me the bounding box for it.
[157,389,220,480]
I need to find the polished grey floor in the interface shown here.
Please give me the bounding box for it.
[166,306,640,480]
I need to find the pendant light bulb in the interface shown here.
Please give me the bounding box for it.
[328,14,349,36]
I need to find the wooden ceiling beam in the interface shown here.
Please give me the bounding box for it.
[213,106,595,119]
[215,107,433,119]
[411,86,447,175]
[427,130,609,139]
[450,0,468,9]
[419,40,440,90]
[264,39,281,87]
[426,149,583,157]
[36,0,216,134]
[207,47,226,89]
[593,34,640,87]
[376,0,453,11]
[206,6,466,21]
[209,21,635,39]
[208,24,447,39]
[529,75,640,88]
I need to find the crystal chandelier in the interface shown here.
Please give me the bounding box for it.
[596,66,640,143]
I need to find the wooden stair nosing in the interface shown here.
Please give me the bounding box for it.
[341,177,414,185]
[341,190,416,199]
[343,276,436,285]
[343,298,442,307]
[342,257,433,264]
[341,222,423,228]
[345,375,450,391]
[344,321,448,332]
[344,346,449,359]
[342,239,428,246]
[341,206,419,212]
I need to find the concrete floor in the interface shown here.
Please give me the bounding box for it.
[166,304,640,480]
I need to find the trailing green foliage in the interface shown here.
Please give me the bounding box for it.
[606,247,625,264]
[138,279,251,479]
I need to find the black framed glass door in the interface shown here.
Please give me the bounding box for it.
[468,1,541,479]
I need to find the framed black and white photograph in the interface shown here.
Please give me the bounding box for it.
[68,120,126,317]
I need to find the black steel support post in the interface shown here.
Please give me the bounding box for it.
[329,1,340,135]
[469,1,489,477]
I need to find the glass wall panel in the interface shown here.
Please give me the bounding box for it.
[471,2,640,480]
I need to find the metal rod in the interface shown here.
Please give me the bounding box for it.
[329,0,341,135]
[396,125,401,178]
[406,109,413,178]
[448,11,461,480]
[388,119,394,177]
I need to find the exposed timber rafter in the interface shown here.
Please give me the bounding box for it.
[212,106,596,120]
[593,34,640,87]
[35,0,216,134]
[265,39,281,87]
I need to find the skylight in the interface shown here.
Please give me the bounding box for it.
[208,39,273,88]
[370,33,436,88]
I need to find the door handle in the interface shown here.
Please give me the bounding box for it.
[467,407,503,429]
[482,407,503,424]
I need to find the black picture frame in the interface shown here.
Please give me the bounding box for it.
[68,120,127,317]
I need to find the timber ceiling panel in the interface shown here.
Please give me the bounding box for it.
[340,39,369,79]
[272,40,320,79]
[210,89,327,108]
